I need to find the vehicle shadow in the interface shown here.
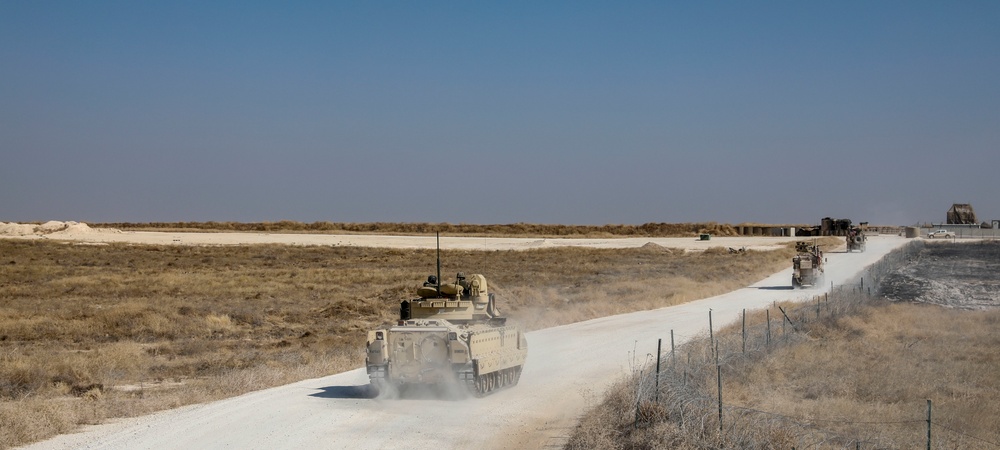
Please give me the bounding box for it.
[309,384,470,401]
[756,286,793,291]
[310,385,376,399]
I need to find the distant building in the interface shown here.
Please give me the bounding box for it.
[820,217,852,236]
[946,204,977,224]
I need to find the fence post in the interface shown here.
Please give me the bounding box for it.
[655,339,661,402]
[926,399,932,450]
[778,306,798,332]
[766,309,771,347]
[709,309,715,357]
[716,341,722,433]
[670,329,675,370]
[742,309,746,354]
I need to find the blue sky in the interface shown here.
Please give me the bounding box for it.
[2,2,998,225]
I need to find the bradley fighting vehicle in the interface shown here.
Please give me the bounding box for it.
[792,241,825,288]
[365,253,527,397]
[846,226,866,252]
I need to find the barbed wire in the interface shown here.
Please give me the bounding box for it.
[724,403,922,426]
[931,421,1000,448]
[644,386,900,448]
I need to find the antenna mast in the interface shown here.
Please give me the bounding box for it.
[436,232,441,293]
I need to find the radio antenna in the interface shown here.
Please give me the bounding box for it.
[436,232,441,294]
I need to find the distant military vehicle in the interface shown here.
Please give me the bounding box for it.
[846,226,866,252]
[365,241,526,397]
[792,241,825,288]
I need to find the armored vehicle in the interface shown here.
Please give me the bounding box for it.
[365,271,527,397]
[792,241,825,288]
[846,226,866,252]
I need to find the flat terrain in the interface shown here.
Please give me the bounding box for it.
[1,226,810,448]
[6,224,800,251]
[16,235,908,449]
[881,240,1000,309]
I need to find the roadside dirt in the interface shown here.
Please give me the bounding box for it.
[879,240,1000,310]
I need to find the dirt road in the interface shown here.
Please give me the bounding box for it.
[21,235,910,450]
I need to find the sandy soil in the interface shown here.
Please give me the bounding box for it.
[1,221,801,251]
[18,233,911,450]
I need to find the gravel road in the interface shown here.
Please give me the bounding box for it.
[21,235,910,450]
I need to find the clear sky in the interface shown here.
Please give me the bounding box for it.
[2,2,998,226]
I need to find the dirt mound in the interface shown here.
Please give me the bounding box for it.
[0,221,114,237]
[0,222,38,236]
[53,222,97,234]
[38,221,71,232]
[639,242,676,253]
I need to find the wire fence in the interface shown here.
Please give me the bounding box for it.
[626,240,1000,449]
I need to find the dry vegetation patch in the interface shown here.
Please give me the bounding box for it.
[0,238,795,448]
[567,295,1000,449]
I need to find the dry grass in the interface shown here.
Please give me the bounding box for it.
[0,237,800,448]
[734,303,1000,446]
[567,290,1000,449]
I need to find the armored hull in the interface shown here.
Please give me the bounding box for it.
[846,227,866,253]
[792,241,825,288]
[365,273,527,397]
[366,318,526,396]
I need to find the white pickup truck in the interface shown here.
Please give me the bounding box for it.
[927,229,956,238]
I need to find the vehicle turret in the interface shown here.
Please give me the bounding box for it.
[402,272,503,324]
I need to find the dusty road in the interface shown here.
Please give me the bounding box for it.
[21,234,910,450]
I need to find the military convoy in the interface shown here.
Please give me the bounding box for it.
[365,269,527,398]
[791,241,825,288]
[846,226,866,252]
